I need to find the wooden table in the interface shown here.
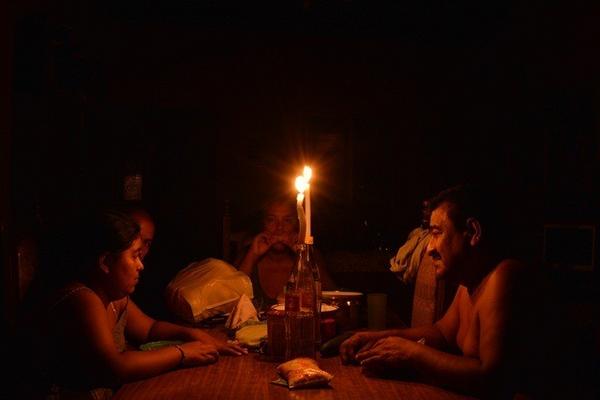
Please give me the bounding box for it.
[114,328,477,400]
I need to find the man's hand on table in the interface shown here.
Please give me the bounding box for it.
[339,331,387,364]
[355,336,417,372]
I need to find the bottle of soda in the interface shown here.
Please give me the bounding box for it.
[284,243,317,359]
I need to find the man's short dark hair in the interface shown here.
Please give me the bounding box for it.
[428,184,509,250]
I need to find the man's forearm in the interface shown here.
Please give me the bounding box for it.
[384,325,448,350]
[408,345,500,397]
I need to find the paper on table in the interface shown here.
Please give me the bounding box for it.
[225,293,259,330]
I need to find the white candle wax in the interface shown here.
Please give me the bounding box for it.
[305,184,311,243]
[296,192,306,244]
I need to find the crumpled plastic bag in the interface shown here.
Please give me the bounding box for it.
[165,258,253,323]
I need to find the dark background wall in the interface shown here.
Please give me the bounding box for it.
[3,0,600,326]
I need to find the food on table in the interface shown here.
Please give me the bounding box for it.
[235,322,268,348]
[276,357,333,389]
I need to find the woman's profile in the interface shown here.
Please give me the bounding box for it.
[19,208,246,399]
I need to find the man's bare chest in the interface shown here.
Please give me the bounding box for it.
[456,292,481,358]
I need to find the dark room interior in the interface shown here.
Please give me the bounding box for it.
[1,1,599,399]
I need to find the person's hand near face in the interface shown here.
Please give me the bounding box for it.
[248,232,274,259]
[266,230,297,250]
[237,199,300,281]
[247,228,297,261]
[262,210,298,252]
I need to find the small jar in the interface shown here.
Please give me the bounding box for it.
[322,291,363,332]
[266,308,286,361]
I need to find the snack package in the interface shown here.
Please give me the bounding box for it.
[275,357,333,389]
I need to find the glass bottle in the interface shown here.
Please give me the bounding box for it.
[283,243,316,359]
[296,243,316,313]
[284,258,300,312]
[306,243,322,348]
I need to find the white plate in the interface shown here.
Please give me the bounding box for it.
[322,291,363,299]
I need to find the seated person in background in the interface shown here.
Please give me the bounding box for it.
[340,184,535,399]
[19,209,246,399]
[122,205,155,261]
[235,195,336,311]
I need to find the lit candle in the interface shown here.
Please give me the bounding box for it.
[303,166,312,244]
[295,176,308,244]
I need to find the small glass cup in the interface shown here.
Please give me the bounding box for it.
[367,293,388,330]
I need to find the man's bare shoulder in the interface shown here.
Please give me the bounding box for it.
[485,259,530,298]
[492,259,528,280]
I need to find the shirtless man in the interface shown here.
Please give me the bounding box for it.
[340,184,529,399]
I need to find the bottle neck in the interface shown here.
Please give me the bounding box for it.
[297,243,319,274]
[296,243,313,269]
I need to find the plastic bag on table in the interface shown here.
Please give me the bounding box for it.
[165,258,253,323]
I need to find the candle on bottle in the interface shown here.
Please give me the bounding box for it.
[296,195,306,244]
[294,166,313,244]
[303,166,312,244]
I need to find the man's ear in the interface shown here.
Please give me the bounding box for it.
[465,218,482,246]
[99,253,111,274]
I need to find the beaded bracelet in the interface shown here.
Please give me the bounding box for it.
[173,344,185,367]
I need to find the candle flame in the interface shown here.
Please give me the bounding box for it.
[295,176,308,193]
[303,166,312,182]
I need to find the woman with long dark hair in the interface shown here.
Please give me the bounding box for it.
[21,209,246,399]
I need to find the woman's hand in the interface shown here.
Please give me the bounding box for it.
[339,331,387,364]
[214,339,248,356]
[187,328,247,356]
[180,341,219,367]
